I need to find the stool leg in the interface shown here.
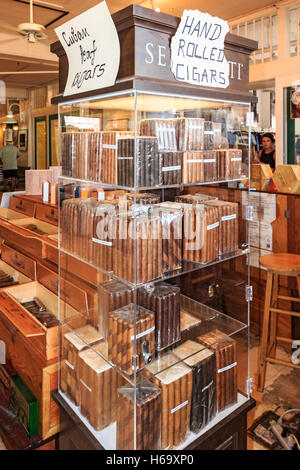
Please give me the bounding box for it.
[297,276,300,297]
[257,271,273,392]
[268,273,278,358]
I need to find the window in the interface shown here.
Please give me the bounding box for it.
[288,6,300,56]
[230,13,278,64]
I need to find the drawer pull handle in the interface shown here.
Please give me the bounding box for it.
[46,215,58,222]
[12,257,25,270]
[16,205,26,211]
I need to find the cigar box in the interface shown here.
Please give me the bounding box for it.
[217,149,243,180]
[176,118,204,151]
[100,131,134,184]
[98,279,133,353]
[203,121,214,150]
[25,169,53,195]
[108,303,155,375]
[204,200,239,255]
[137,283,181,351]
[250,163,273,191]
[152,205,183,273]
[116,376,161,450]
[112,212,163,284]
[9,195,35,217]
[144,351,193,449]
[0,208,31,221]
[172,340,216,432]
[10,374,39,437]
[140,118,177,151]
[9,217,59,238]
[272,164,300,193]
[61,324,103,405]
[197,329,237,412]
[158,152,182,185]
[182,204,219,264]
[78,342,122,430]
[117,136,159,188]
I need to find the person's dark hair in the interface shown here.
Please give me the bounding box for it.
[262,132,275,144]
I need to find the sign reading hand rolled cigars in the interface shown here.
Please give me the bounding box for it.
[196,330,237,412]
[143,351,193,450]
[108,303,155,375]
[116,376,161,450]
[61,324,103,405]
[172,340,216,432]
[137,283,181,351]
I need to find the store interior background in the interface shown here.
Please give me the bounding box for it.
[0,0,300,451]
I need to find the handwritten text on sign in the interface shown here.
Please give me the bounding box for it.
[55,1,120,96]
[171,10,230,88]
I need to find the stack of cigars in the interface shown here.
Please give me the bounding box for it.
[61,120,246,188]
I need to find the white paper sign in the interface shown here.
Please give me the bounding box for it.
[170,10,230,88]
[55,1,120,97]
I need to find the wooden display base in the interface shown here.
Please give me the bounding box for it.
[52,390,255,450]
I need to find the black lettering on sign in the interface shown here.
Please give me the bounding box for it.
[71,63,106,90]
[62,26,90,47]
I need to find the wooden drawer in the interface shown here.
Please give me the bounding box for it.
[0,221,46,259]
[36,203,58,226]
[9,217,58,238]
[2,244,36,280]
[36,264,88,314]
[60,251,108,288]
[0,208,31,221]
[9,196,35,217]
[0,310,60,440]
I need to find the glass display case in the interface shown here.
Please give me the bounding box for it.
[57,89,253,450]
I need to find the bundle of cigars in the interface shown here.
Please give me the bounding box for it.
[137,283,181,351]
[117,377,161,450]
[0,269,19,288]
[108,303,155,374]
[182,151,217,184]
[217,149,243,180]
[61,324,103,405]
[172,340,216,432]
[78,342,124,431]
[197,330,237,412]
[204,200,239,255]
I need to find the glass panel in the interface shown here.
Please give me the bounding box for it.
[239,23,245,37]
[263,17,270,62]
[247,21,253,40]
[271,15,278,59]
[254,19,262,64]
[232,25,238,35]
[58,90,251,450]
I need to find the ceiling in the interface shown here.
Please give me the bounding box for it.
[0,0,281,90]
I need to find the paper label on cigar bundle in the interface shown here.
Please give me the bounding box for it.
[92,238,112,246]
[187,159,204,163]
[103,144,117,149]
[222,213,237,221]
[203,159,216,163]
[231,157,242,161]
[217,361,237,373]
[162,165,181,172]
[207,221,219,230]
[171,400,189,414]
[201,380,214,392]
[204,131,214,135]
[131,326,155,341]
[118,156,133,160]
[80,378,92,392]
[65,360,74,370]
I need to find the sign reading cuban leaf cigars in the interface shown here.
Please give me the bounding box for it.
[170,10,230,88]
[55,1,120,96]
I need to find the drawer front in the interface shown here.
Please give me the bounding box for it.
[2,245,36,280]
[9,196,35,217]
[37,264,88,314]
[36,204,58,226]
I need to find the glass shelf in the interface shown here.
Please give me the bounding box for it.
[59,246,249,288]
[59,174,247,191]
[61,295,247,380]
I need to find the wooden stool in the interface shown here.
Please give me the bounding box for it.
[257,253,300,392]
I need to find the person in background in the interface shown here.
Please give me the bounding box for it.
[258,133,276,170]
[0,137,20,190]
